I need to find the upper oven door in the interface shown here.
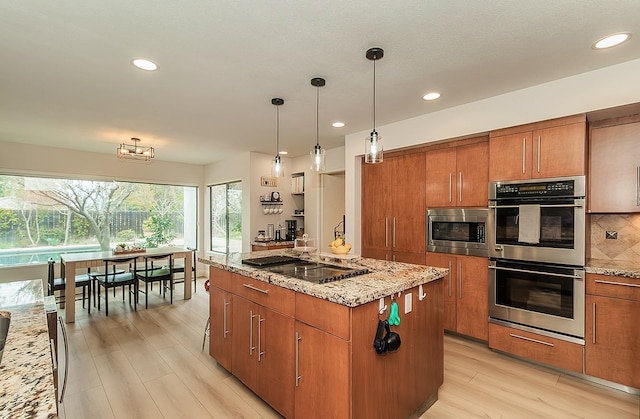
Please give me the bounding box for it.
[427,208,488,256]
[487,197,585,265]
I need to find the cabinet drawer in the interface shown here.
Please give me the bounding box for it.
[586,273,640,302]
[296,292,350,340]
[231,274,295,317]
[209,267,232,291]
[488,323,583,373]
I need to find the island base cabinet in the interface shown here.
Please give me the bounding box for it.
[585,295,640,389]
[294,322,350,419]
[209,287,232,370]
[488,323,583,373]
[231,295,295,418]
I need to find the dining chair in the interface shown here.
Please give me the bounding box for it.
[201,279,210,352]
[171,247,197,293]
[89,256,137,316]
[136,254,174,309]
[47,258,92,308]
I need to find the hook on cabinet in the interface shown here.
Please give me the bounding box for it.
[418,284,427,301]
[378,297,387,315]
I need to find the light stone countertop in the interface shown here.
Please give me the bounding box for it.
[586,259,640,279]
[199,250,448,307]
[0,279,57,419]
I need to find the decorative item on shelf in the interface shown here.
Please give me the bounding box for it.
[117,137,155,162]
[260,176,277,187]
[364,47,384,164]
[271,98,285,177]
[310,77,326,171]
[329,236,352,255]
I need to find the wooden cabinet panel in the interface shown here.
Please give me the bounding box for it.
[427,140,489,208]
[426,253,457,332]
[259,308,295,418]
[489,131,532,181]
[295,292,350,340]
[209,286,232,370]
[426,148,457,207]
[590,120,640,212]
[489,117,586,181]
[362,153,426,261]
[489,323,583,373]
[456,255,488,341]
[456,141,489,206]
[294,321,350,419]
[230,273,295,317]
[231,295,258,391]
[392,251,426,265]
[210,266,232,291]
[426,253,487,340]
[585,294,640,388]
[533,122,586,179]
[586,273,640,302]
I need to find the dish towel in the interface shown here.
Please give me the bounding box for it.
[518,204,541,244]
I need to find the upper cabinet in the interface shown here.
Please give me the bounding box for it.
[589,115,640,213]
[361,152,426,264]
[489,115,587,181]
[426,137,489,208]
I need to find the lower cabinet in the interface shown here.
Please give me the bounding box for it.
[425,253,488,341]
[209,266,444,418]
[585,273,640,388]
[488,323,583,373]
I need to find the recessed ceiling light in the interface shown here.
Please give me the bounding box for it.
[423,92,441,101]
[592,33,631,49]
[279,151,288,155]
[132,58,159,71]
[332,122,345,128]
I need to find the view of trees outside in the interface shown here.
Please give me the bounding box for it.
[210,181,242,253]
[0,175,196,266]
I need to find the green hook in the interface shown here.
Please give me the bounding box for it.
[389,301,400,326]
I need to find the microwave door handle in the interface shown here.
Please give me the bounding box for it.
[488,203,584,209]
[489,265,583,279]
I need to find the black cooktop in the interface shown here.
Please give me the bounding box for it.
[242,256,369,284]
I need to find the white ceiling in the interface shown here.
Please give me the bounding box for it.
[2,1,640,165]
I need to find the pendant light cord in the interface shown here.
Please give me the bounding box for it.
[373,57,376,132]
[276,105,280,155]
[316,85,320,147]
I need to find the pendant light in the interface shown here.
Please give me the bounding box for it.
[271,98,285,177]
[365,47,384,164]
[310,77,326,172]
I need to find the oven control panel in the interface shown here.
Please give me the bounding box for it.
[491,177,585,199]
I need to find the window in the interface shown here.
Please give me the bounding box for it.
[210,181,242,254]
[0,175,197,266]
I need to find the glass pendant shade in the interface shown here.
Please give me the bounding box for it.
[310,144,326,171]
[272,154,284,178]
[365,131,383,164]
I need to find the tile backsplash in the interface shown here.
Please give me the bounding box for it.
[590,213,640,261]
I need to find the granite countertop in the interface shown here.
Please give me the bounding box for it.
[0,279,57,419]
[586,259,640,279]
[199,250,448,307]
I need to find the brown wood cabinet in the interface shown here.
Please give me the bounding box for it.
[209,267,233,370]
[361,152,426,263]
[589,117,640,212]
[585,273,640,388]
[425,253,488,341]
[489,115,587,181]
[426,138,489,208]
[209,266,444,418]
[488,322,583,373]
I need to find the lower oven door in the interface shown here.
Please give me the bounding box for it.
[489,259,584,339]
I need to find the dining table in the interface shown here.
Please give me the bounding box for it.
[60,246,194,323]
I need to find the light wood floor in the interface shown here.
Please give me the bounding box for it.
[56,278,639,419]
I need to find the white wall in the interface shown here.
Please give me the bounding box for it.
[346,59,640,254]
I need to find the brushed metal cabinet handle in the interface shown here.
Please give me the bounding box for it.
[458,263,463,299]
[592,302,596,344]
[594,279,640,288]
[459,171,463,203]
[243,283,269,294]
[258,315,265,361]
[58,316,69,403]
[637,167,640,206]
[537,135,541,173]
[509,333,554,347]
[448,172,452,203]
[522,137,526,174]
[448,261,452,297]
[223,298,230,338]
[385,217,389,248]
[295,332,302,386]
[249,310,256,355]
[392,217,396,248]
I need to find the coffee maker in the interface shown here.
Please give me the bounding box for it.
[285,219,297,241]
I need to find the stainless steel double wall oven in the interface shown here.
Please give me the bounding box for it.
[487,176,586,341]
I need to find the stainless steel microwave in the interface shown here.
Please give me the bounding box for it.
[427,208,488,256]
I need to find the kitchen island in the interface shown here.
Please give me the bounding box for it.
[199,251,447,419]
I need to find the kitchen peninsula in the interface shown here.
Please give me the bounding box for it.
[200,251,447,418]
